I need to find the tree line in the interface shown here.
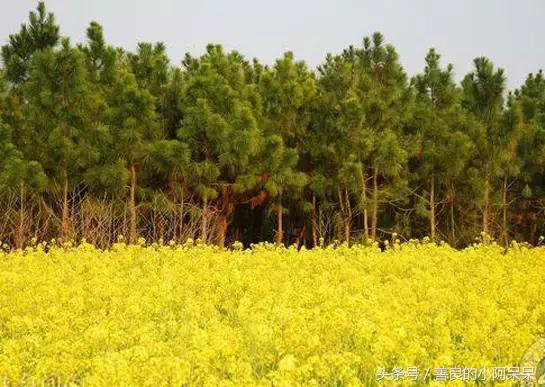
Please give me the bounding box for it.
[1,3,544,248]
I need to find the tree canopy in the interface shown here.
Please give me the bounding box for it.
[0,2,543,248]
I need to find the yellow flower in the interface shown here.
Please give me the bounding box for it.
[1,241,544,385]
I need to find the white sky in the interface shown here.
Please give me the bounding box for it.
[2,0,544,89]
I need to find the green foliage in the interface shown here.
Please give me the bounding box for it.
[79,22,118,85]
[516,71,545,175]
[106,67,159,165]
[178,44,262,202]
[23,39,105,187]
[462,57,509,180]
[259,52,314,206]
[128,42,169,98]
[1,4,545,246]
[412,49,473,178]
[0,67,45,195]
[409,49,474,238]
[1,2,60,85]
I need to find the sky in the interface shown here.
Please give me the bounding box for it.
[1,0,544,90]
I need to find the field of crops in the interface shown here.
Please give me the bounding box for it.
[1,240,545,386]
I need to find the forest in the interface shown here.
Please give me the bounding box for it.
[1,2,545,249]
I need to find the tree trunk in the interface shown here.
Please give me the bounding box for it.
[16,182,25,249]
[450,185,456,246]
[482,176,490,243]
[502,176,508,247]
[295,225,306,249]
[337,187,346,242]
[201,197,208,244]
[430,173,436,241]
[344,188,351,244]
[158,215,165,241]
[337,187,347,243]
[276,196,283,246]
[151,210,157,240]
[129,162,138,244]
[371,168,379,241]
[217,215,228,248]
[358,166,369,242]
[217,186,233,248]
[311,194,318,247]
[61,168,70,240]
[179,183,185,241]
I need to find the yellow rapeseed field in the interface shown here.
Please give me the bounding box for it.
[1,239,544,386]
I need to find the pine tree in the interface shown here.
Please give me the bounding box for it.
[358,33,411,241]
[128,42,169,100]
[496,96,523,245]
[0,71,46,247]
[178,44,263,246]
[105,65,159,243]
[259,52,314,245]
[79,21,118,85]
[1,2,60,85]
[411,49,473,241]
[313,49,372,243]
[76,21,132,209]
[162,67,185,139]
[512,70,545,242]
[23,38,105,239]
[462,57,507,241]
